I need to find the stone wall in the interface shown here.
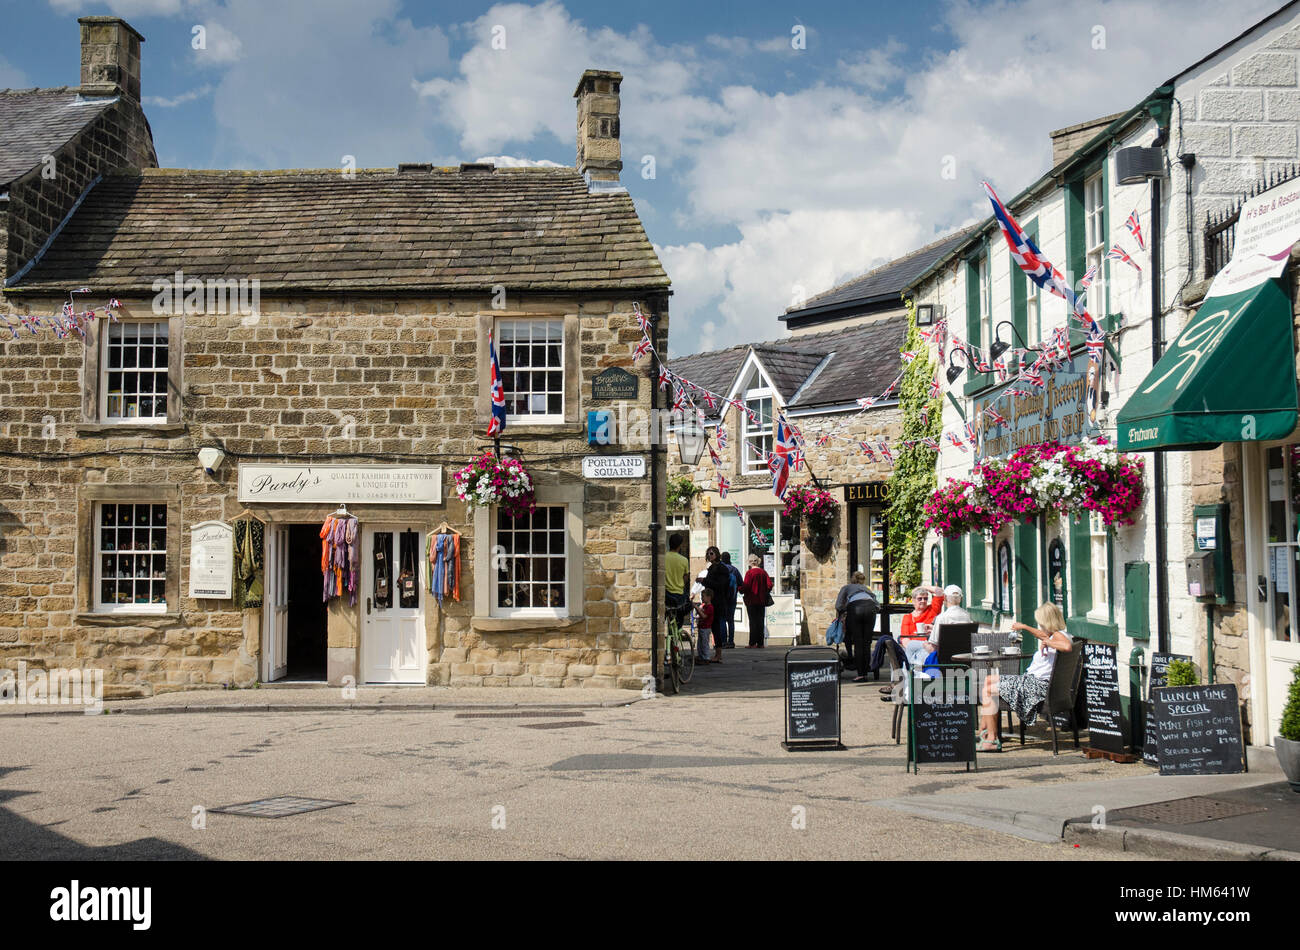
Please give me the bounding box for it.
[0,293,663,695]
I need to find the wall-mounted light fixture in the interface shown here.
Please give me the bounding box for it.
[988,320,1029,362]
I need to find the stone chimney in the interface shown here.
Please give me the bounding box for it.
[1048,112,1125,166]
[79,16,144,101]
[574,69,622,183]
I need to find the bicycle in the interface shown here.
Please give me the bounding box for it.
[662,599,697,694]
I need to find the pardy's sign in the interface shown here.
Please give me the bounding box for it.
[975,354,1101,460]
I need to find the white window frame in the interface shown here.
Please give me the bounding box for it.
[1084,172,1105,320]
[1088,510,1109,621]
[93,501,169,614]
[497,317,565,426]
[979,253,993,357]
[490,504,570,619]
[100,320,170,424]
[742,389,774,475]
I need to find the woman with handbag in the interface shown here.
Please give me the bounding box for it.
[834,571,878,682]
[741,554,773,649]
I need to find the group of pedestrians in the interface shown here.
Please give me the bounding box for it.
[664,536,774,664]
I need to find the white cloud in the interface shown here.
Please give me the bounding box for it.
[144,83,212,107]
[474,154,563,167]
[0,54,26,89]
[192,21,243,65]
[839,39,905,91]
[49,0,188,13]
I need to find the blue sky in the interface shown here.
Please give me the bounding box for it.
[1,0,1286,353]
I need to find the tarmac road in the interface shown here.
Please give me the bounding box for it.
[0,649,1151,861]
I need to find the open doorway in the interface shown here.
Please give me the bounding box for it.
[285,524,327,680]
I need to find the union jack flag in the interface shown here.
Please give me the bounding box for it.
[860,442,876,461]
[901,351,917,363]
[672,388,686,412]
[881,373,903,398]
[702,390,717,410]
[918,328,932,340]
[1004,387,1032,397]
[919,405,929,427]
[486,330,507,438]
[877,441,893,463]
[658,365,671,390]
[733,504,746,521]
[633,335,652,362]
[857,396,876,410]
[717,475,730,499]
[929,376,941,398]
[1080,263,1099,289]
[708,446,721,467]
[746,408,759,425]
[946,431,968,453]
[4,318,18,340]
[983,406,1007,427]
[770,416,796,499]
[921,436,940,451]
[62,302,73,318]
[791,448,805,472]
[634,302,651,332]
[1125,210,1145,251]
[1020,369,1045,389]
[983,180,1095,331]
[815,432,831,447]
[1086,321,1106,366]
[1107,244,1141,272]
[716,425,728,449]
[1052,326,1070,360]
[994,358,1008,383]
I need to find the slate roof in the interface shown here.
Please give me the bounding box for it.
[782,227,974,319]
[668,312,910,415]
[0,88,118,186]
[9,166,671,294]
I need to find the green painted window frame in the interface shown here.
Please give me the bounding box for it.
[1013,521,1038,623]
[968,532,987,603]
[943,535,965,593]
[963,240,993,395]
[1066,515,1118,643]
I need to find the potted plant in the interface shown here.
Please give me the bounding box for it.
[666,475,700,512]
[1164,659,1199,687]
[453,452,536,519]
[783,484,839,559]
[1277,663,1300,792]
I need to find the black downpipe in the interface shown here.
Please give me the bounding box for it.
[1151,177,1171,652]
[649,297,664,692]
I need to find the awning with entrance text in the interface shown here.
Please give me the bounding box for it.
[1117,278,1299,451]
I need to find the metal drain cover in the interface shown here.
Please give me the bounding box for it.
[209,796,352,819]
[455,711,584,719]
[519,720,596,730]
[1110,796,1268,825]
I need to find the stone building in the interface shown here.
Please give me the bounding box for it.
[0,20,670,696]
[665,233,966,643]
[907,1,1300,746]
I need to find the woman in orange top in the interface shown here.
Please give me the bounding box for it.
[877,585,943,694]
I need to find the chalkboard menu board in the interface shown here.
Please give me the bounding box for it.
[1142,653,1191,765]
[784,649,841,749]
[1152,683,1245,776]
[1082,641,1126,754]
[909,696,976,770]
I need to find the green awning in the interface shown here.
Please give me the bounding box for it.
[1118,278,1299,451]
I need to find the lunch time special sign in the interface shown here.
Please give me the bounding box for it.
[975,354,1101,460]
[237,464,443,505]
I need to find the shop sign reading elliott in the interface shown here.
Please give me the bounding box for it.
[581,455,646,479]
[237,464,443,505]
[844,482,889,503]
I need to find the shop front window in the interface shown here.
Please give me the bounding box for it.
[95,502,168,612]
[494,506,567,615]
[1266,445,1300,643]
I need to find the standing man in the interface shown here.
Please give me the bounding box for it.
[720,552,742,648]
[665,534,690,627]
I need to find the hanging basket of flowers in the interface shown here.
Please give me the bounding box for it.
[783,484,840,539]
[923,438,1144,537]
[453,452,536,520]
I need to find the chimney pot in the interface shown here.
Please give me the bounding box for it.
[574,68,623,184]
[78,16,144,101]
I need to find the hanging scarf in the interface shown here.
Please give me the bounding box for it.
[432,534,447,605]
[233,519,264,609]
[345,517,359,605]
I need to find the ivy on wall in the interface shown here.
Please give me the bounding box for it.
[886,295,942,589]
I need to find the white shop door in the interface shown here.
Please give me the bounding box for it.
[263,525,289,682]
[362,526,425,684]
[1261,445,1300,742]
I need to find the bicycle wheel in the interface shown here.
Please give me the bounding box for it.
[678,629,696,683]
[668,640,682,694]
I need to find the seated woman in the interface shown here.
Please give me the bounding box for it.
[977,602,1071,752]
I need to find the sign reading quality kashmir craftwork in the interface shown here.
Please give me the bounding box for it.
[237,465,443,505]
[976,355,1101,460]
[189,521,234,599]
